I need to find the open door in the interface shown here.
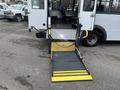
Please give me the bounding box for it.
[79,0,97,30]
[28,0,48,30]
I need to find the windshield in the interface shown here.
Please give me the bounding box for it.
[9,5,22,10]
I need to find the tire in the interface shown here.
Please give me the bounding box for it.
[15,15,22,22]
[83,31,100,47]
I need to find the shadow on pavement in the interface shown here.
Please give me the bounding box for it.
[100,41,120,46]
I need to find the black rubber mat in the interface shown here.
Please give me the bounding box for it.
[52,51,86,71]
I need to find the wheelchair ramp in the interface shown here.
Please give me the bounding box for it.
[51,42,93,82]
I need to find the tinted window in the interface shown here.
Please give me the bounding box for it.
[110,0,120,13]
[83,0,95,11]
[52,0,60,10]
[32,0,44,9]
[0,5,3,9]
[97,0,110,12]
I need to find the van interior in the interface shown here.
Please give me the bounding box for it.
[49,0,78,29]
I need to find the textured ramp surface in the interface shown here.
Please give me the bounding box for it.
[52,52,86,71]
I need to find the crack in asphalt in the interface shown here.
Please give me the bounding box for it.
[14,76,33,90]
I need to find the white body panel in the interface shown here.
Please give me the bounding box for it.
[80,12,95,30]
[95,14,120,41]
[28,0,47,30]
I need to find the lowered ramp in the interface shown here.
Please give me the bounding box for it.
[51,42,93,82]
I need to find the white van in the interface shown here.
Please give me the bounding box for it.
[79,0,120,46]
[4,4,27,22]
[28,0,120,46]
[0,3,8,18]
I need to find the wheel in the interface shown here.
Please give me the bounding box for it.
[83,31,99,47]
[15,15,22,22]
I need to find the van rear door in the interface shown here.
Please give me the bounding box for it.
[28,0,48,30]
[79,0,97,30]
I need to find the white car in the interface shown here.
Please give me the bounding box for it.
[0,3,8,18]
[4,4,27,22]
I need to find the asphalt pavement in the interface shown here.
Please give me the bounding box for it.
[0,19,120,90]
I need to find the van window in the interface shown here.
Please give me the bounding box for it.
[32,0,44,9]
[110,0,120,13]
[0,5,4,9]
[83,0,95,11]
[52,0,60,10]
[97,0,110,13]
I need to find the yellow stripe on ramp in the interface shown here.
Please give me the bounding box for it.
[52,75,93,82]
[53,72,88,76]
[53,70,87,74]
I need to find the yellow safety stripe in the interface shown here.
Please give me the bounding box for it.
[53,72,88,76]
[52,75,93,82]
[53,70,87,74]
[51,42,75,52]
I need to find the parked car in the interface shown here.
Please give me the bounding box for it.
[0,3,8,19]
[4,4,27,22]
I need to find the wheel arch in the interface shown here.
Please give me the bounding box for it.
[15,13,22,16]
[15,13,23,19]
[94,25,107,41]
